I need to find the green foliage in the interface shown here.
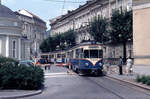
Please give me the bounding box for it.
[0,57,44,90]
[141,75,147,84]
[110,9,133,43]
[39,39,50,53]
[40,29,76,52]
[63,29,76,47]
[136,75,141,82]
[89,16,109,43]
[0,56,18,68]
[136,75,150,86]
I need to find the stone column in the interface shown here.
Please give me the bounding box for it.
[123,0,126,10]
[116,0,118,8]
[18,38,21,60]
[6,35,9,57]
[108,0,111,19]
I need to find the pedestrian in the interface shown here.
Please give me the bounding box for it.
[48,65,51,70]
[118,56,123,75]
[126,57,133,76]
[105,60,111,74]
[45,65,47,70]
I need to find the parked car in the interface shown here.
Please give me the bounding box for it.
[19,60,34,67]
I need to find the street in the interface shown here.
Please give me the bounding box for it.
[23,66,150,99]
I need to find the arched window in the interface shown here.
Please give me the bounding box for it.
[12,40,16,58]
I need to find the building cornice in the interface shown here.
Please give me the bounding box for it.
[0,17,21,22]
[0,26,22,31]
[50,0,107,25]
[133,3,150,10]
[0,33,21,37]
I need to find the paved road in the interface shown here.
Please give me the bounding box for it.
[22,66,150,99]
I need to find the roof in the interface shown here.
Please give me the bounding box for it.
[17,9,46,24]
[0,4,17,19]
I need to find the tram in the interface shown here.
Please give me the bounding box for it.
[40,42,104,75]
[69,43,103,75]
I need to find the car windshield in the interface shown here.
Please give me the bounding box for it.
[84,50,103,58]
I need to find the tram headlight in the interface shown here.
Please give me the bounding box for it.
[85,63,89,66]
[99,63,102,66]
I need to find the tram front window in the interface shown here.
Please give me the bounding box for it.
[84,50,103,58]
[90,50,98,58]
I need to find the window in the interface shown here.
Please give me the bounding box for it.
[12,40,16,58]
[84,50,89,58]
[90,50,99,58]
[14,22,18,26]
[98,50,103,58]
[84,50,103,58]
[0,39,2,55]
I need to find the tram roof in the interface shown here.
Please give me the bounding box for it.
[40,41,102,55]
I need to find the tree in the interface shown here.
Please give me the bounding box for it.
[40,36,57,52]
[110,9,133,62]
[63,29,76,48]
[39,39,50,53]
[89,16,109,43]
[40,29,76,52]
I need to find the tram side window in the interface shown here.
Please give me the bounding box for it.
[62,54,66,58]
[98,50,103,58]
[76,49,80,58]
[84,50,89,58]
[57,54,61,58]
[70,51,74,58]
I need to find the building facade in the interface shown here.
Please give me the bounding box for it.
[50,0,132,63]
[133,0,150,75]
[0,4,22,60]
[0,3,47,61]
[15,10,47,60]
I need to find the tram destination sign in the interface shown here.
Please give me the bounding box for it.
[88,45,99,48]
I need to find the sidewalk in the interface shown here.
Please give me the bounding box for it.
[106,65,150,91]
[0,90,42,99]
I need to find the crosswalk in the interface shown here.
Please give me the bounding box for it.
[44,65,75,78]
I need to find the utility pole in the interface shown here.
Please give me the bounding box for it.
[108,0,111,20]
[116,0,118,8]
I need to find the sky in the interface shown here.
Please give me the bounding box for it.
[2,0,87,30]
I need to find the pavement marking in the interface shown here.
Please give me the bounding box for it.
[44,72,75,78]
[45,72,68,76]
[45,75,72,78]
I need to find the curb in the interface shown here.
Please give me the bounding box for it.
[106,75,150,91]
[0,90,42,99]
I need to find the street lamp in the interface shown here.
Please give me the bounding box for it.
[119,33,127,63]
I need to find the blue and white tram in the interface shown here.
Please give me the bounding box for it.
[55,51,67,66]
[70,44,103,75]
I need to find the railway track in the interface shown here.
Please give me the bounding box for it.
[84,76,124,99]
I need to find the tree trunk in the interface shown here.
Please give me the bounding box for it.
[123,41,126,64]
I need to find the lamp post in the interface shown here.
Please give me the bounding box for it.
[119,34,127,63]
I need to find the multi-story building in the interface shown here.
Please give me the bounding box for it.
[0,4,22,60]
[15,10,47,60]
[50,0,132,63]
[133,0,150,75]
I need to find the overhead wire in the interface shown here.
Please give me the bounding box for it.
[62,0,66,14]
[44,0,86,4]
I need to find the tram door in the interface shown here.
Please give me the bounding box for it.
[75,48,83,67]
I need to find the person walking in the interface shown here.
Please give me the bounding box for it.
[118,56,123,75]
[105,60,111,74]
[126,57,133,76]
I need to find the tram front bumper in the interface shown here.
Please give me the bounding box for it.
[79,68,103,74]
